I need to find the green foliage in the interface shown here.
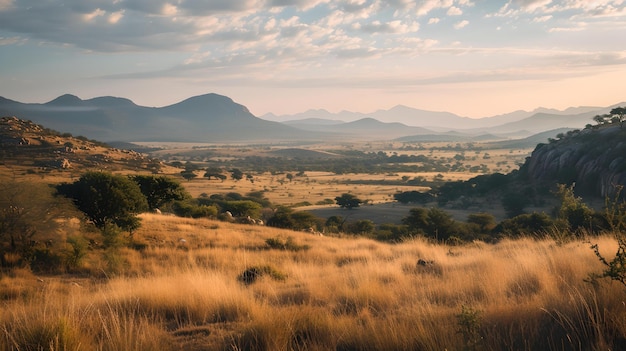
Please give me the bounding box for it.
[63,236,88,271]
[394,190,434,204]
[266,206,296,229]
[467,213,496,233]
[57,172,148,232]
[554,184,594,234]
[402,207,459,241]
[266,207,320,231]
[345,220,375,235]
[238,265,287,285]
[230,168,244,181]
[170,200,218,218]
[180,170,197,181]
[501,191,529,218]
[1,179,75,268]
[495,212,554,237]
[220,200,262,218]
[325,215,345,233]
[456,305,483,350]
[131,175,190,211]
[590,186,626,288]
[335,193,363,209]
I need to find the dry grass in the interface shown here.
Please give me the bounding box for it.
[2,213,625,350]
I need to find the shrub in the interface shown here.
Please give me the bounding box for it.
[238,265,287,285]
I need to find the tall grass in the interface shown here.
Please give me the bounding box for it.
[1,213,625,350]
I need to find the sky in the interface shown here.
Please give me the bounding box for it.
[1,0,626,118]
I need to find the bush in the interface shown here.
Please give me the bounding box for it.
[238,265,287,285]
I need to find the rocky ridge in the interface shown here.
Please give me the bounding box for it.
[0,116,162,174]
[521,124,626,199]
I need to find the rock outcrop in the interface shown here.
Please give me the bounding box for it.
[520,125,626,199]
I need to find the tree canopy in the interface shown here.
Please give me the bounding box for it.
[57,172,148,232]
[131,175,190,211]
[335,193,363,209]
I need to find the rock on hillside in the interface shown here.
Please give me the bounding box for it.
[520,124,626,199]
[0,116,163,174]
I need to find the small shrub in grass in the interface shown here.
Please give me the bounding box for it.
[238,265,287,285]
[456,305,483,351]
[265,236,310,251]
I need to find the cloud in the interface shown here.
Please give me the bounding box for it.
[428,17,440,24]
[447,6,463,15]
[454,20,469,29]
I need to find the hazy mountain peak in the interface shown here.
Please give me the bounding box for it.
[86,96,137,108]
[46,94,83,106]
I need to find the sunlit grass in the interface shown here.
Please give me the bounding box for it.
[1,213,624,350]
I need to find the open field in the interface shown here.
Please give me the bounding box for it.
[2,213,625,350]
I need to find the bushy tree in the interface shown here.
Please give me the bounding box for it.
[402,207,459,241]
[131,175,190,211]
[554,184,594,233]
[1,179,74,267]
[495,212,554,237]
[335,193,363,209]
[57,172,148,232]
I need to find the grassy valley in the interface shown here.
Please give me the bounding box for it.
[1,115,626,350]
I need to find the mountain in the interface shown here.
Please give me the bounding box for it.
[484,128,575,149]
[0,93,317,142]
[283,117,434,140]
[265,104,618,135]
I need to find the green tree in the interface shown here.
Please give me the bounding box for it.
[335,193,363,209]
[346,220,375,235]
[204,167,226,181]
[266,206,296,229]
[467,213,496,233]
[502,191,529,218]
[131,175,190,211]
[230,168,244,181]
[402,207,429,234]
[180,170,197,181]
[610,107,626,128]
[495,212,554,237]
[57,172,148,232]
[402,207,458,241]
[554,184,594,233]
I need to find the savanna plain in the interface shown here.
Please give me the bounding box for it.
[1,136,626,351]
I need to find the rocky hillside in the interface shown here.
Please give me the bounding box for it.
[0,116,163,175]
[520,123,626,199]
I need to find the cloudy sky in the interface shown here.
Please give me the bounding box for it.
[1,0,625,118]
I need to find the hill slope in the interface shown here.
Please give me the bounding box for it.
[0,116,163,175]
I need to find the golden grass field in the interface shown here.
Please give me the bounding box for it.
[2,213,625,350]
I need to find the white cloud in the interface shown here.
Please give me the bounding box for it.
[108,10,124,24]
[162,3,178,16]
[416,0,454,16]
[428,17,440,24]
[454,20,469,29]
[447,6,462,16]
[532,15,552,22]
[83,8,106,22]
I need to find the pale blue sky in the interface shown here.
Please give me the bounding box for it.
[1,0,625,117]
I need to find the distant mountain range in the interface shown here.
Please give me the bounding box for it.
[0,93,317,142]
[0,93,623,143]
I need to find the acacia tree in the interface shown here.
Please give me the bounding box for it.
[57,172,148,232]
[335,193,363,209]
